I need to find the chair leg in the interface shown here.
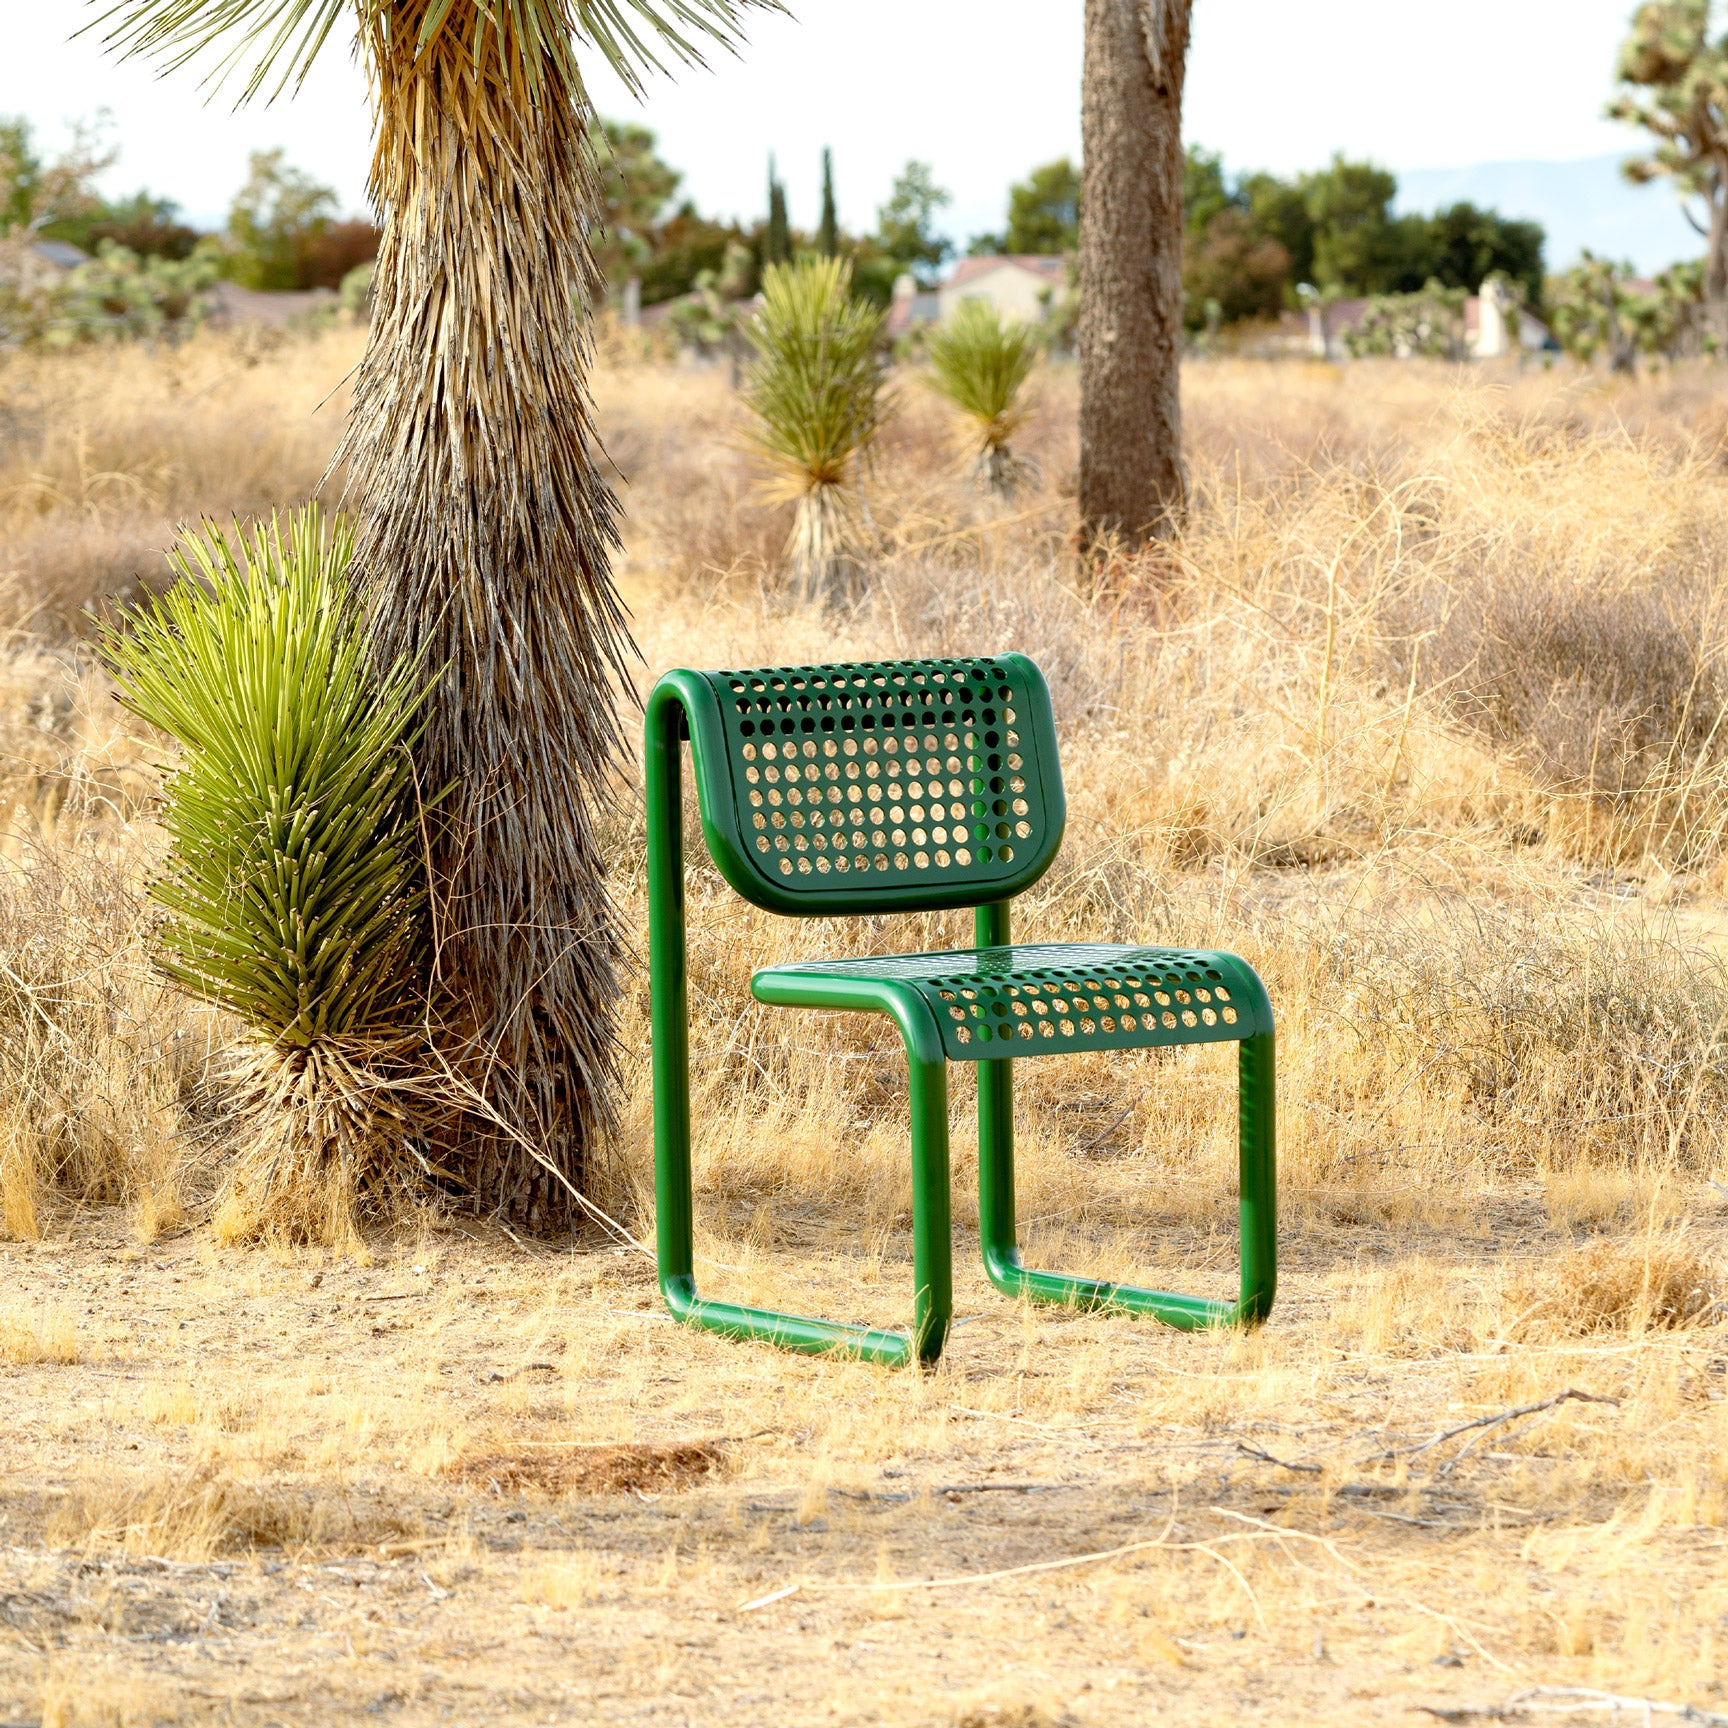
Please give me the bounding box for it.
[653,1047,951,1368]
[976,1033,1277,1330]
[648,683,949,1366]
[907,1055,954,1364]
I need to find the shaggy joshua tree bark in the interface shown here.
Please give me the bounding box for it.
[99,0,778,1223]
[1078,0,1192,553]
[334,6,634,1220]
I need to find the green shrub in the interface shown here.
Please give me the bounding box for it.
[741,257,889,604]
[100,507,436,1242]
[1343,279,1468,361]
[926,299,1039,494]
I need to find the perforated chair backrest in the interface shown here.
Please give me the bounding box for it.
[655,652,1066,916]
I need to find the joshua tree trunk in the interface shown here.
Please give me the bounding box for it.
[979,443,1019,498]
[1706,167,1728,354]
[336,4,634,1223]
[1078,0,1191,554]
[788,487,855,608]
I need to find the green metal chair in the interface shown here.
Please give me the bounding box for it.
[646,653,1275,1369]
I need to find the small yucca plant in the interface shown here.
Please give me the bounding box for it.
[741,257,889,604]
[100,507,434,1244]
[927,299,1039,495]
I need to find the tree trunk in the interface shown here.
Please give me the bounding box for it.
[1706,163,1728,354]
[1078,0,1191,554]
[336,7,634,1224]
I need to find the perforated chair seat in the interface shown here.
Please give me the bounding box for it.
[754,943,1271,1062]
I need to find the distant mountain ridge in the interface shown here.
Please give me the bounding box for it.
[1394,155,1702,276]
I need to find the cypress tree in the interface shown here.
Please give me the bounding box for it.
[818,147,839,258]
[766,155,790,265]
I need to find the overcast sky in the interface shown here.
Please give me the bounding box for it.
[2,1,1661,245]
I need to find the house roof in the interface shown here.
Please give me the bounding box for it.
[31,240,89,271]
[886,290,940,337]
[943,254,1068,292]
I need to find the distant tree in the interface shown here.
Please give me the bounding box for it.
[1420,202,1546,309]
[225,149,338,290]
[763,156,792,266]
[876,160,952,284]
[1608,0,1728,346]
[1180,147,1289,328]
[0,113,115,239]
[845,235,904,307]
[1003,157,1080,253]
[85,192,202,262]
[1183,209,1288,327]
[1169,148,1547,324]
[818,147,839,258]
[590,118,680,288]
[1182,146,1234,236]
[1241,170,1315,287]
[1299,156,1415,294]
[1549,252,1645,372]
[641,205,751,304]
[1079,0,1191,551]
[298,219,380,291]
[0,116,201,264]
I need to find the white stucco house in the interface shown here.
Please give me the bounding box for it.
[889,254,1071,339]
[938,254,1068,323]
[1468,276,1555,358]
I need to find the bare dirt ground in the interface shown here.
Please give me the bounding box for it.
[1,1192,1723,1727]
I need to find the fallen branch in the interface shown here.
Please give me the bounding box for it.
[1076,1104,1135,1156]
[1363,1390,1620,1468]
[1236,1442,1322,1474]
[1462,1688,1728,1726]
[737,1498,1278,1631]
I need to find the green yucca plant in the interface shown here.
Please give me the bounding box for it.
[742,257,890,604]
[100,507,434,1243]
[926,299,1039,495]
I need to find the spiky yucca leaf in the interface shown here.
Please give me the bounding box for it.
[100,508,430,1057]
[926,299,1038,494]
[741,257,889,601]
[744,258,890,493]
[92,0,784,101]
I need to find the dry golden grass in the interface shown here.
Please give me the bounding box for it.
[0,331,1724,1724]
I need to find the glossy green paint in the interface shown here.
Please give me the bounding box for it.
[664,655,1066,916]
[963,903,1277,1329]
[647,659,1277,1368]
